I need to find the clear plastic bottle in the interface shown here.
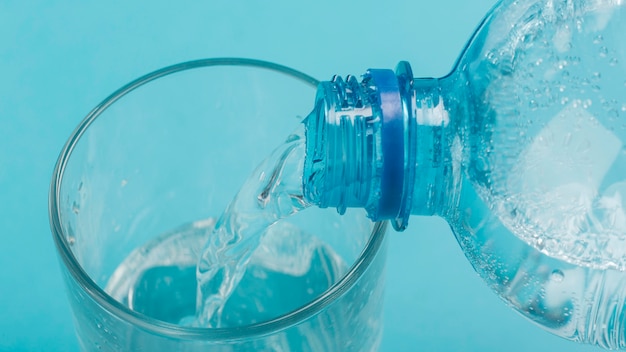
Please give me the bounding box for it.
[303,0,626,348]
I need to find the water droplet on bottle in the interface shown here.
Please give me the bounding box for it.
[610,57,619,66]
[67,236,76,245]
[575,19,583,32]
[72,201,80,214]
[621,104,626,112]
[120,179,128,187]
[537,237,545,250]
[535,58,543,66]
[599,46,609,58]
[78,181,83,191]
[529,100,539,110]
[583,99,593,109]
[592,72,601,81]
[593,35,604,44]
[561,97,569,105]
[608,109,619,119]
[550,270,565,283]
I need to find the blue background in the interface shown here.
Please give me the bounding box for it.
[0,1,606,351]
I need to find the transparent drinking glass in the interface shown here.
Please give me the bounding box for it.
[49,58,388,352]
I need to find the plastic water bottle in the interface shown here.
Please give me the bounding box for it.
[302,0,626,348]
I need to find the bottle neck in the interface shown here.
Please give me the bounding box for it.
[303,62,457,230]
[407,75,456,221]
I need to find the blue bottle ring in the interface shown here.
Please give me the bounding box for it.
[367,69,404,220]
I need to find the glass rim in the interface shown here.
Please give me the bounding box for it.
[48,57,388,342]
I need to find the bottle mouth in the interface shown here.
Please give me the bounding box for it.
[303,63,415,230]
[303,74,379,215]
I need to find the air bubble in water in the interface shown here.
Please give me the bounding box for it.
[550,270,565,283]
